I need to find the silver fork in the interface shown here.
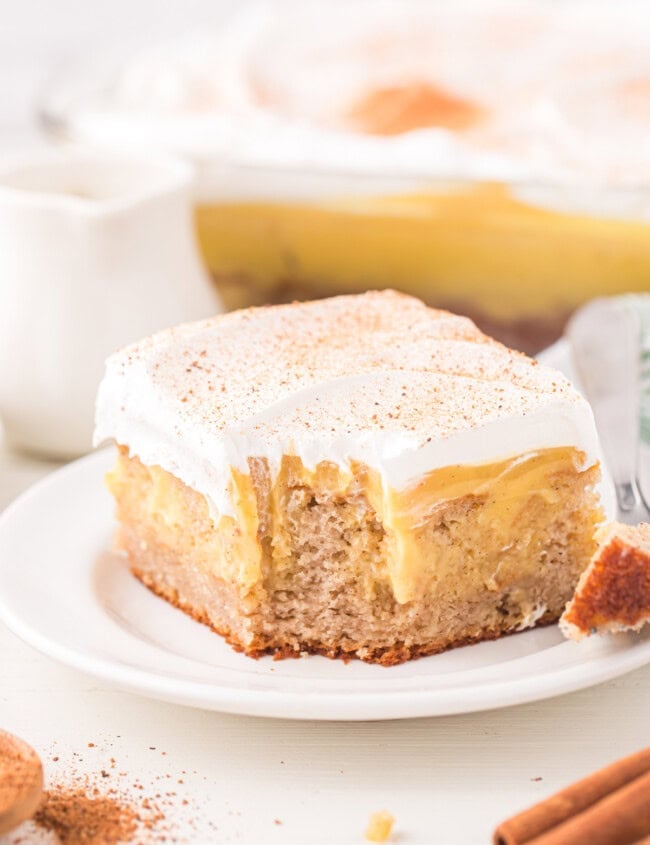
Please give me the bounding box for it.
[567,297,650,526]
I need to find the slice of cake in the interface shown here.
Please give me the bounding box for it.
[561,522,650,639]
[94,291,604,664]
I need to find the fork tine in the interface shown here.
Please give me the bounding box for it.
[623,295,650,523]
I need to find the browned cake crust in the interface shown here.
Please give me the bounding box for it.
[562,523,650,637]
[130,561,557,667]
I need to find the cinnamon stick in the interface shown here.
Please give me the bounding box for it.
[494,748,650,845]
[528,771,650,845]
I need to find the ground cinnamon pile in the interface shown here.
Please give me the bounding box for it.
[5,737,222,842]
[33,788,142,844]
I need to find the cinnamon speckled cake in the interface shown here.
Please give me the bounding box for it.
[561,522,650,639]
[94,291,604,664]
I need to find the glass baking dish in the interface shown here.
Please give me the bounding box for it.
[38,0,650,354]
[192,165,650,353]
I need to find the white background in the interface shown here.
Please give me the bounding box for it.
[0,3,649,843]
[0,0,237,149]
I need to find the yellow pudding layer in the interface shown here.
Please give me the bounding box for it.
[195,184,650,329]
[108,445,601,606]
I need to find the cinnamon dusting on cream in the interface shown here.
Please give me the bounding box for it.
[94,291,600,517]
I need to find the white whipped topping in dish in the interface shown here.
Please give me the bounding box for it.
[49,0,650,202]
[94,291,600,516]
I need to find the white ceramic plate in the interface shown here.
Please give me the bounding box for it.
[0,342,647,720]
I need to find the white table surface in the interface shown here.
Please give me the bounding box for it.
[1,440,649,844]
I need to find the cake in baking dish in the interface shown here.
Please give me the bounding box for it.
[561,522,650,640]
[94,291,604,664]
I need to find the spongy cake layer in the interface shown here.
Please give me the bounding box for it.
[108,447,603,663]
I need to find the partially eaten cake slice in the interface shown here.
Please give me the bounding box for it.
[94,291,604,664]
[561,522,650,639]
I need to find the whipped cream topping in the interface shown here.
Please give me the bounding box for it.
[94,291,600,516]
[49,0,650,206]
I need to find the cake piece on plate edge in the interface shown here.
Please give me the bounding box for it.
[94,291,604,665]
[561,522,650,639]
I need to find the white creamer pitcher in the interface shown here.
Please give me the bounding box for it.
[0,151,222,458]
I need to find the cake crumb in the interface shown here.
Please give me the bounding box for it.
[365,810,395,842]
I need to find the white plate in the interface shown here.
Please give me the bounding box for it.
[0,342,647,720]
